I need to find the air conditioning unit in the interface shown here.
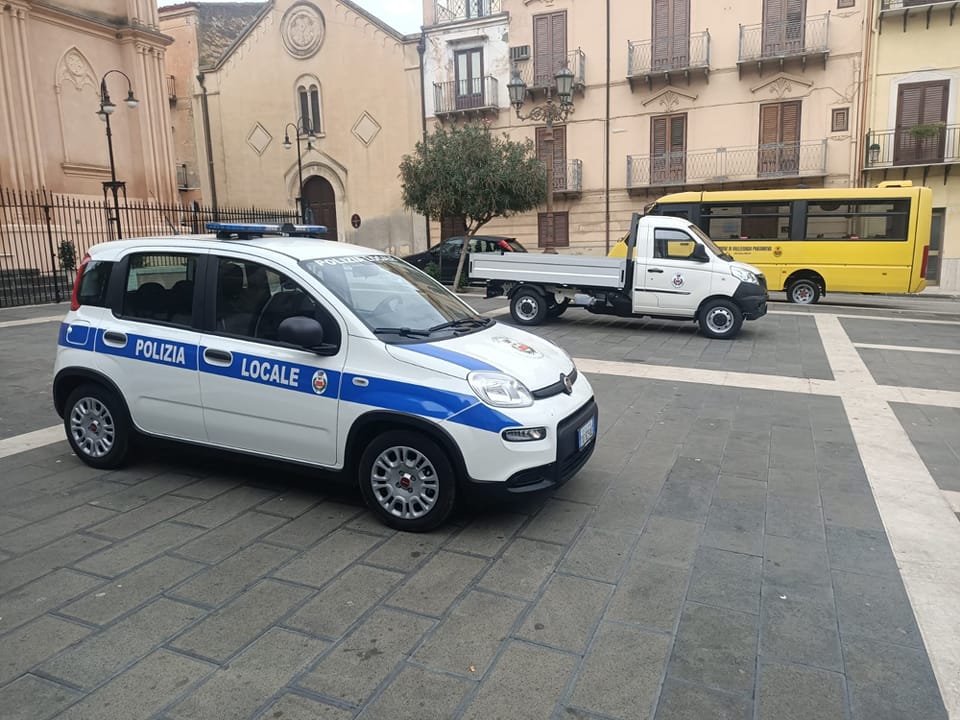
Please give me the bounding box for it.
[510,45,530,62]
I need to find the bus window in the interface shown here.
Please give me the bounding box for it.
[805,199,910,241]
[702,203,791,241]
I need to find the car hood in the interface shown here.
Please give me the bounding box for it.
[731,260,764,276]
[386,324,575,392]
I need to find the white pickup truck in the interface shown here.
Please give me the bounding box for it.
[470,213,768,339]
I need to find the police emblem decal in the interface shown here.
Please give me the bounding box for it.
[492,336,543,358]
[672,273,685,288]
[311,370,328,394]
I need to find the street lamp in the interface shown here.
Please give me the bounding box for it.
[283,119,317,223]
[97,69,139,240]
[508,60,575,254]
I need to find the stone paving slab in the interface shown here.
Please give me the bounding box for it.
[858,347,960,393]
[840,316,960,350]
[891,403,960,493]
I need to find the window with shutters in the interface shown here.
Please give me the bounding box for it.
[440,215,467,242]
[536,126,567,192]
[894,80,949,165]
[762,0,806,57]
[538,211,569,248]
[533,11,567,88]
[651,114,686,185]
[831,107,849,132]
[455,49,484,110]
[758,101,801,176]
[652,0,690,71]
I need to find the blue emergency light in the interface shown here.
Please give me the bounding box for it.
[206,222,329,239]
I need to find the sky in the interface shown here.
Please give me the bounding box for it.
[156,1,424,34]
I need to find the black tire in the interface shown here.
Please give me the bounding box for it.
[63,383,131,469]
[547,298,570,318]
[358,430,456,532]
[698,298,744,339]
[786,277,821,304]
[510,289,548,325]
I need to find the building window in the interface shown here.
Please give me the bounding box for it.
[762,0,806,57]
[759,100,801,176]
[651,114,687,184]
[837,0,854,7]
[894,80,949,165]
[533,11,567,88]
[296,78,323,134]
[536,125,567,191]
[652,0,690,71]
[538,211,569,248]
[831,107,849,132]
[455,48,484,110]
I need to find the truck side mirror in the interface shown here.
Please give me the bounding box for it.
[691,244,709,262]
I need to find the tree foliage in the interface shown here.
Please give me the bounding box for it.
[400,123,546,289]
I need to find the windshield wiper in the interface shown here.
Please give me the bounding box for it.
[428,317,493,333]
[372,326,431,338]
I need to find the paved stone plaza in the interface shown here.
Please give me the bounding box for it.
[1,295,958,719]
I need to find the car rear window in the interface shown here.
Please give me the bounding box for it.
[77,260,113,308]
[505,240,526,252]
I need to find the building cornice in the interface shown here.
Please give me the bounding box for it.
[27,1,173,47]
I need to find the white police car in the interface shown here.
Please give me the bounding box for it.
[53,223,597,531]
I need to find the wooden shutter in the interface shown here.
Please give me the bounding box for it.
[652,0,689,70]
[538,212,569,248]
[651,116,668,183]
[536,126,567,191]
[668,115,686,181]
[652,0,671,69]
[671,0,690,68]
[895,80,949,164]
[551,12,567,76]
[440,215,466,242]
[651,115,685,184]
[759,101,801,175]
[533,12,566,86]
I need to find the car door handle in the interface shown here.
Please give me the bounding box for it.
[102,331,127,345]
[203,348,233,365]
[647,268,664,274]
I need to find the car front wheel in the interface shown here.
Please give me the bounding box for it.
[358,430,456,532]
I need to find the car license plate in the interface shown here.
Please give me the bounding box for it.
[577,416,596,449]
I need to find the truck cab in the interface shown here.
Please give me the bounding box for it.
[472,213,768,339]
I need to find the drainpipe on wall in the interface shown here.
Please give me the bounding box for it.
[196,72,219,215]
[604,0,611,254]
[418,30,432,248]
[857,0,876,187]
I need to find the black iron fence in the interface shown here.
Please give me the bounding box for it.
[0,187,298,307]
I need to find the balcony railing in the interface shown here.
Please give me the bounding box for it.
[627,31,710,89]
[519,49,586,94]
[627,139,827,191]
[879,0,957,31]
[552,159,582,196]
[864,124,960,168]
[881,0,956,9]
[433,0,501,24]
[738,13,830,71]
[433,76,500,117]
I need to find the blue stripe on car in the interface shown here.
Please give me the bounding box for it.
[401,343,499,372]
[199,349,342,398]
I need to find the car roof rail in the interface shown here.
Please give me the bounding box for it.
[206,222,329,240]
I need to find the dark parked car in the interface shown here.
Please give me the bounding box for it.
[403,236,527,284]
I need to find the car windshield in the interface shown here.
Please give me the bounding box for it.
[300,254,492,341]
[687,224,733,261]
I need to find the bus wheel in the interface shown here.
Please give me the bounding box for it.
[787,278,821,304]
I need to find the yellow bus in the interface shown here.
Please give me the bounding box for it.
[610,182,933,304]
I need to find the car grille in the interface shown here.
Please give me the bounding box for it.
[532,368,578,399]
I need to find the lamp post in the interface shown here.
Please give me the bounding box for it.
[97,70,138,240]
[283,119,317,223]
[507,61,575,254]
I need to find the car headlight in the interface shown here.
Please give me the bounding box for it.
[468,372,533,408]
[731,267,759,284]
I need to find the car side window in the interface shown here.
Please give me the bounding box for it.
[121,253,198,327]
[653,228,699,261]
[213,257,341,348]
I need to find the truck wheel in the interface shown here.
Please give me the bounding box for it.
[358,430,456,532]
[547,298,570,318]
[510,289,547,325]
[698,299,744,339]
[787,278,821,304]
[64,383,131,469]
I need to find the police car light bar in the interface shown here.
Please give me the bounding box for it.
[206,222,329,239]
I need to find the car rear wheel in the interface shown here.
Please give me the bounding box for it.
[64,383,131,469]
[358,430,456,532]
[547,298,570,318]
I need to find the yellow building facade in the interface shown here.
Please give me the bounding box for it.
[862,0,959,291]
[159,0,426,253]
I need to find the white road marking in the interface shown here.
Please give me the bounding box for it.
[944,491,960,516]
[772,309,960,326]
[0,425,64,459]
[854,343,960,356]
[0,315,63,329]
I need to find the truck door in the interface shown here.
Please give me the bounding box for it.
[639,227,713,315]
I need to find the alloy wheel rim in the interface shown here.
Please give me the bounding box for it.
[370,445,439,519]
[69,397,115,458]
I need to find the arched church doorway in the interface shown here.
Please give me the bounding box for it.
[302,176,337,240]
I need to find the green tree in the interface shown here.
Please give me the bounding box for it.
[400,123,546,290]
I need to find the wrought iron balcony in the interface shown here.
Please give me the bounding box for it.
[433,76,500,118]
[518,49,586,95]
[433,0,502,25]
[737,13,830,74]
[627,31,710,90]
[864,124,960,169]
[552,159,582,197]
[627,140,827,192]
[879,0,958,31]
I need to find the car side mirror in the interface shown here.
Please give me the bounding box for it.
[278,316,337,356]
[691,244,709,262]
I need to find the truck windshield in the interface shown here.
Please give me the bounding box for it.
[300,254,490,341]
[687,224,733,261]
